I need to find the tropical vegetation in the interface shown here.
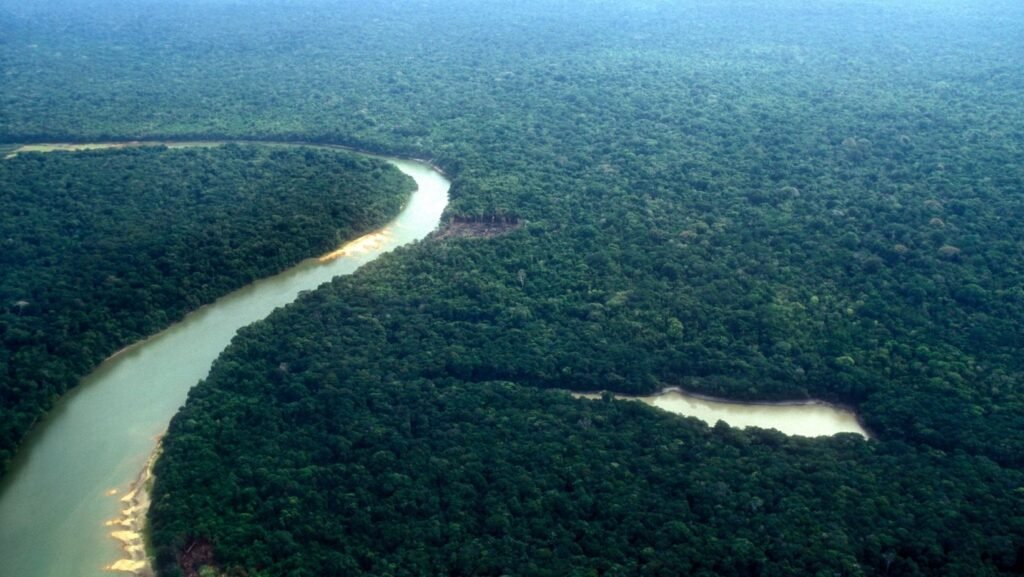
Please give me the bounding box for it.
[1,0,1023,575]
[0,144,412,472]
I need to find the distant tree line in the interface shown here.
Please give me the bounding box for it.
[2,0,1024,574]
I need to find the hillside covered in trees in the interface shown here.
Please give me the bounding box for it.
[0,144,413,473]
[2,0,1023,575]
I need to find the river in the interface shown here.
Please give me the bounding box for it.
[0,141,867,577]
[0,143,450,577]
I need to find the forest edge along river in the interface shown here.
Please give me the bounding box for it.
[0,141,866,577]
[0,141,449,577]
[571,387,868,439]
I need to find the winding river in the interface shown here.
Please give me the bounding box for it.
[0,142,450,577]
[0,141,866,577]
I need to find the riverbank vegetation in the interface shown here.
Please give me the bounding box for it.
[0,144,413,473]
[149,289,1024,576]
[3,0,1024,574]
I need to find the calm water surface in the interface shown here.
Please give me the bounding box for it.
[0,142,867,577]
[575,388,868,438]
[0,147,449,577]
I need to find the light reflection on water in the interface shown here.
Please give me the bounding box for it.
[574,388,869,438]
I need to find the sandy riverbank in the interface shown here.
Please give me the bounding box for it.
[105,444,159,576]
[318,229,394,262]
[0,141,449,577]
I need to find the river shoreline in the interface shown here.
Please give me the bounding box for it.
[3,139,445,452]
[6,139,450,177]
[572,385,855,410]
[105,441,159,577]
[0,142,451,577]
[570,386,871,439]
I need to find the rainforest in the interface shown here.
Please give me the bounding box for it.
[0,143,413,474]
[0,1,1022,576]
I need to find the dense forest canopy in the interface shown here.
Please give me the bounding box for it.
[1,0,1023,575]
[0,144,413,473]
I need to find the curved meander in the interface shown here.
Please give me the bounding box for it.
[0,142,450,577]
[0,141,867,577]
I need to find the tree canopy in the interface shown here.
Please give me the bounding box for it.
[0,144,412,473]
[2,0,1023,575]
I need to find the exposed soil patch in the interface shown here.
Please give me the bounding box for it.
[433,214,521,240]
[178,539,216,577]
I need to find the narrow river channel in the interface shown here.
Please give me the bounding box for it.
[0,144,450,577]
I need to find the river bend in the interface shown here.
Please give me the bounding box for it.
[0,142,450,577]
[0,141,868,577]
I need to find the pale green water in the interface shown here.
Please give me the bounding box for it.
[0,141,867,577]
[0,148,450,577]
[574,388,869,438]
